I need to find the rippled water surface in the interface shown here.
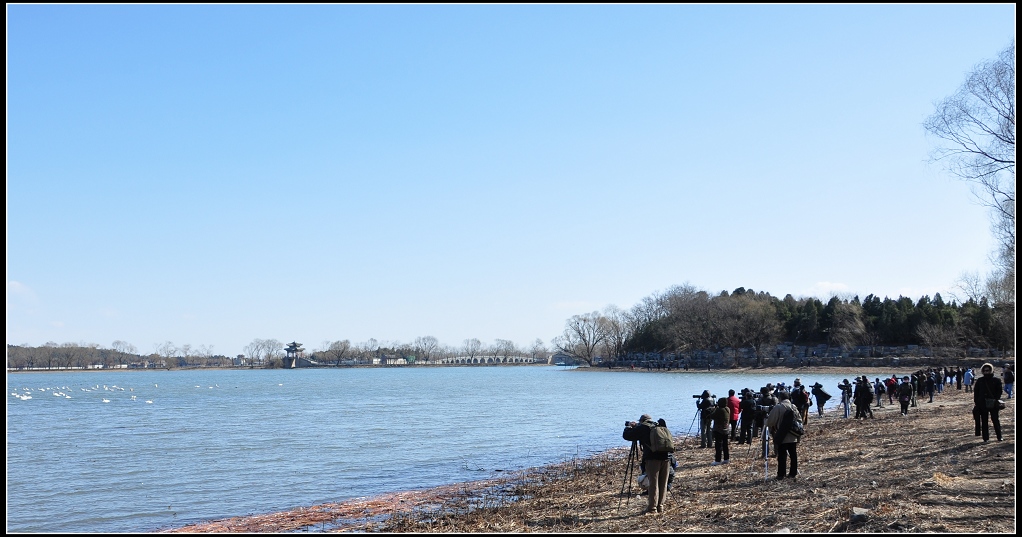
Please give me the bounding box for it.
[7,366,857,532]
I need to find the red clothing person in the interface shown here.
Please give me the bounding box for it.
[727,390,741,440]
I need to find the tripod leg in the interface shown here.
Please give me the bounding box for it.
[617,442,637,511]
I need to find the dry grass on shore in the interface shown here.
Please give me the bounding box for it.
[167,384,1015,533]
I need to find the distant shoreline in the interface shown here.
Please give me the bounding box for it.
[8,357,1012,376]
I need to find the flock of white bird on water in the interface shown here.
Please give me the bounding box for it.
[7,381,241,405]
[9,381,288,405]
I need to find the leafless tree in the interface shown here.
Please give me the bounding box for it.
[263,339,285,368]
[950,270,987,304]
[355,338,379,364]
[194,344,213,366]
[462,338,482,362]
[325,340,352,365]
[529,338,548,364]
[916,321,962,358]
[662,284,713,353]
[492,339,517,362]
[156,341,177,367]
[111,340,138,367]
[553,311,609,367]
[56,342,82,369]
[708,294,781,368]
[414,336,439,364]
[828,301,867,353]
[925,40,1015,303]
[600,305,630,364]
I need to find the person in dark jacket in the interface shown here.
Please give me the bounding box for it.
[766,390,802,480]
[853,377,873,419]
[837,379,853,418]
[790,379,811,425]
[697,391,715,449]
[738,390,757,444]
[710,397,731,466]
[897,376,913,416]
[623,414,670,514]
[810,382,831,417]
[972,363,1003,442]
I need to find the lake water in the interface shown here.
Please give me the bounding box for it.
[6,366,862,533]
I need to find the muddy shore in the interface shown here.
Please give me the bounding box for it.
[163,363,1015,533]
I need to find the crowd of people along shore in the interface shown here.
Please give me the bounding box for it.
[623,362,1014,516]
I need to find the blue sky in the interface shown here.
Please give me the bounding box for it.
[7,4,1016,357]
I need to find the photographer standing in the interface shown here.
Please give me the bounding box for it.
[973,363,1003,442]
[837,379,853,419]
[697,391,715,449]
[710,397,731,466]
[755,386,778,457]
[790,379,811,425]
[623,414,670,515]
[810,382,830,417]
[738,390,756,444]
[766,390,802,480]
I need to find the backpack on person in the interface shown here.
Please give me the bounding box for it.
[779,405,804,439]
[649,422,676,453]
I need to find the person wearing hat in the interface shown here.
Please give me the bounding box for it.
[790,379,811,426]
[697,390,715,449]
[766,390,802,479]
[854,376,874,419]
[810,382,830,417]
[897,376,914,416]
[623,414,672,514]
[710,397,731,466]
[837,379,853,419]
[873,377,886,408]
[972,363,1003,442]
[754,386,778,452]
[738,389,757,444]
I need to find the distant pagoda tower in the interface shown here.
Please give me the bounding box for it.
[284,341,305,369]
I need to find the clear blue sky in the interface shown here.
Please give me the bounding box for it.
[7,4,1016,357]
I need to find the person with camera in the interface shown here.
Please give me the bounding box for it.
[727,389,741,441]
[837,379,853,419]
[710,397,731,466]
[810,382,830,417]
[697,390,715,449]
[738,389,757,444]
[853,377,873,419]
[790,379,811,425]
[972,363,1003,442]
[754,385,777,456]
[622,414,671,514]
[766,390,802,480]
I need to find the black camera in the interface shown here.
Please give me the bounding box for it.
[692,394,703,398]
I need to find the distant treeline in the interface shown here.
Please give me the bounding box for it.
[7,287,1015,372]
[614,286,1013,364]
